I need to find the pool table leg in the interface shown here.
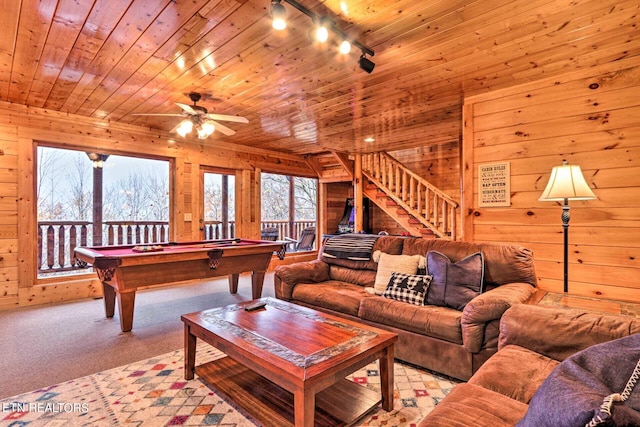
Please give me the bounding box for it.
[102,283,116,318]
[117,291,136,332]
[228,274,239,294]
[251,271,265,300]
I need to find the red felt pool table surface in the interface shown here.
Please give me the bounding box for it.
[74,238,286,332]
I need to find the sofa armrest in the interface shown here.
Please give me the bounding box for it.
[498,304,640,361]
[273,260,330,300]
[461,283,536,353]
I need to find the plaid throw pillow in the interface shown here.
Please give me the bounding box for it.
[382,272,433,306]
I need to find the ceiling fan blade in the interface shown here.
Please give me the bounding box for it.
[210,121,236,136]
[130,113,184,117]
[175,102,198,115]
[205,113,248,123]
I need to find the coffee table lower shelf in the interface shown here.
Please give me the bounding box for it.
[195,356,382,427]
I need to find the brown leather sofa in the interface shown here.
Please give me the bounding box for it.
[274,236,537,380]
[420,304,640,426]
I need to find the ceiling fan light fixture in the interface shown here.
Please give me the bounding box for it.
[176,119,193,137]
[271,0,287,30]
[197,121,216,139]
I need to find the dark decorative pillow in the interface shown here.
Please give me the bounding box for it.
[517,333,640,427]
[425,251,484,310]
[382,272,432,306]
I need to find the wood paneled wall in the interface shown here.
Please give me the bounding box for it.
[463,57,640,303]
[0,102,312,309]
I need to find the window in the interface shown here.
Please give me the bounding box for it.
[260,173,317,251]
[36,146,169,276]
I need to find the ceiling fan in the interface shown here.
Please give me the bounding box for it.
[132,92,248,139]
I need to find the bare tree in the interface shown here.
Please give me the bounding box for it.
[294,177,317,220]
[204,179,222,220]
[64,152,92,220]
[37,147,65,220]
[261,173,290,220]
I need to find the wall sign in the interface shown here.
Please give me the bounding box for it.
[478,162,510,207]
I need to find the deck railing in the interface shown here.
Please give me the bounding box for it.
[38,219,316,276]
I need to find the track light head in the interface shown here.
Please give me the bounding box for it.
[358,53,375,74]
[271,0,287,30]
[339,40,351,54]
[314,16,332,42]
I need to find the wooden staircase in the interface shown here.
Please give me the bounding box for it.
[359,152,459,240]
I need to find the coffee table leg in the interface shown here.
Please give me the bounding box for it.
[380,345,395,411]
[184,324,196,380]
[294,388,315,427]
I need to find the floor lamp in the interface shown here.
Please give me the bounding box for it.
[539,161,596,293]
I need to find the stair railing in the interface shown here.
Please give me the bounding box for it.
[359,152,459,239]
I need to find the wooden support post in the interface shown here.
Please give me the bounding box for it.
[289,176,296,238]
[221,175,229,239]
[93,165,103,246]
[354,155,363,232]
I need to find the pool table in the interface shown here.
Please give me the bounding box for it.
[74,238,286,332]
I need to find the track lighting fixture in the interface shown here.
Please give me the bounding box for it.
[270,0,287,30]
[359,53,375,74]
[270,0,375,73]
[339,40,351,54]
[314,16,331,43]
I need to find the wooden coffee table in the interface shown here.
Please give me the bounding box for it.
[182,298,398,427]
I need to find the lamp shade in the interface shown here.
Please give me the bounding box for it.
[539,163,596,201]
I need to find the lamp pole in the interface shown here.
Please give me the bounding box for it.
[561,198,570,293]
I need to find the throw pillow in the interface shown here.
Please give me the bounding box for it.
[382,272,432,306]
[426,251,484,310]
[517,334,640,427]
[373,252,422,294]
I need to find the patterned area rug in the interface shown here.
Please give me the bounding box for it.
[0,343,458,427]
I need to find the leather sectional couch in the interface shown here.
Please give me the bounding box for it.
[420,304,640,426]
[274,236,538,380]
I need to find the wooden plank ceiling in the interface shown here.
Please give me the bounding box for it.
[0,0,637,156]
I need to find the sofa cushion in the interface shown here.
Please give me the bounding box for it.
[418,383,529,427]
[382,272,432,306]
[291,281,374,317]
[373,252,423,294]
[499,305,640,359]
[517,333,640,427]
[426,251,485,310]
[328,264,377,287]
[468,344,560,404]
[358,296,463,344]
[402,238,537,287]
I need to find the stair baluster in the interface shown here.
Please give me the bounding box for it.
[359,152,458,240]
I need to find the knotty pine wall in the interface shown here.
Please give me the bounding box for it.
[462,57,640,303]
[0,102,314,309]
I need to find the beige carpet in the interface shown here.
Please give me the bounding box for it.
[0,274,278,400]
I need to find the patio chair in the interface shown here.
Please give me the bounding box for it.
[260,227,279,241]
[284,227,316,252]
